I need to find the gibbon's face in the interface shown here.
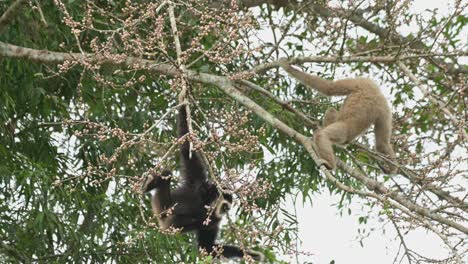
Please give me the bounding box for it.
[215,193,233,217]
[218,201,231,216]
[220,201,231,214]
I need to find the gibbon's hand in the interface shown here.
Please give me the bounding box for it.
[142,170,171,193]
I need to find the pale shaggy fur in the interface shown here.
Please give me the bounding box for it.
[279,60,397,173]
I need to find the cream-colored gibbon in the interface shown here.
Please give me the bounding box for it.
[143,106,263,261]
[279,59,397,174]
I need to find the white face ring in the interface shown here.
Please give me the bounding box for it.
[246,250,265,262]
[214,199,232,218]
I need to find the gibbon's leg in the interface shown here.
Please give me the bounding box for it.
[322,107,338,127]
[374,118,397,174]
[153,188,201,230]
[150,178,205,230]
[314,121,348,170]
[197,228,264,261]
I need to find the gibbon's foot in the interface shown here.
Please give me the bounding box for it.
[246,250,265,262]
[316,158,334,170]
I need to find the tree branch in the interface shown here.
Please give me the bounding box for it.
[248,53,468,74]
[169,2,194,157]
[337,159,467,234]
[225,0,468,77]
[0,41,180,75]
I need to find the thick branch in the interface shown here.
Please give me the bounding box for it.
[238,80,319,128]
[0,41,180,75]
[209,0,294,9]
[168,4,183,67]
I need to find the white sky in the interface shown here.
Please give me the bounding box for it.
[284,193,452,263]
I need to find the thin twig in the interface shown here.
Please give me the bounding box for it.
[391,219,413,264]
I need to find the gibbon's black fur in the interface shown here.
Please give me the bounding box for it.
[143,106,263,261]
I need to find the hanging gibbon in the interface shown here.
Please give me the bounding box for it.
[142,106,264,261]
[279,59,397,174]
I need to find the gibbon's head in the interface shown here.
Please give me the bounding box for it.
[214,193,232,218]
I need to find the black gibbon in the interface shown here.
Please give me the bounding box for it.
[143,106,264,261]
[279,59,397,174]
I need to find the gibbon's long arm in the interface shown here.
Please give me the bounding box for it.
[143,171,173,213]
[280,61,363,96]
[197,228,263,260]
[151,175,172,217]
[178,106,207,184]
[143,170,174,221]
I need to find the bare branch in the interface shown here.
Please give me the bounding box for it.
[168,2,194,159]
[248,53,468,74]
[0,41,180,75]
